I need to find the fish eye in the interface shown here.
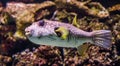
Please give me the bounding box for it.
[38,20,44,26]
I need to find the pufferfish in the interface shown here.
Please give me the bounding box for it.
[25,19,112,54]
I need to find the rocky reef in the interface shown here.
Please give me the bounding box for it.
[0,0,120,66]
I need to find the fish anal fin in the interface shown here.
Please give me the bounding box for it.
[77,43,92,57]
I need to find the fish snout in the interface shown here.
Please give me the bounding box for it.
[25,28,33,36]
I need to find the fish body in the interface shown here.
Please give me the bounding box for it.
[28,34,92,48]
[25,19,112,49]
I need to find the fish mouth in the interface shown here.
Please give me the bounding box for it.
[25,32,30,36]
[25,29,33,37]
[25,31,32,37]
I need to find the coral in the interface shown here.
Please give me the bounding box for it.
[89,20,109,30]
[0,12,15,25]
[13,46,63,66]
[0,1,55,39]
[55,0,109,18]
[77,17,89,30]
[113,21,120,40]
[106,14,120,24]
[0,55,12,66]
[0,25,15,32]
[63,44,117,66]
[108,4,120,12]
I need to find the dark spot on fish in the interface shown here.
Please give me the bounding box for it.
[54,27,59,31]
[54,27,62,37]
[38,20,44,26]
[37,36,41,39]
[56,32,62,37]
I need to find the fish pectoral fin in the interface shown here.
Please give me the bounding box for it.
[54,26,69,40]
[77,43,91,56]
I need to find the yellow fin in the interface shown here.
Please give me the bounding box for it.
[77,43,91,57]
[71,13,80,28]
[55,27,69,40]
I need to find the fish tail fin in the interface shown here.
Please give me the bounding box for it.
[92,30,112,49]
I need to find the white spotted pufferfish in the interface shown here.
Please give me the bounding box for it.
[25,19,112,54]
